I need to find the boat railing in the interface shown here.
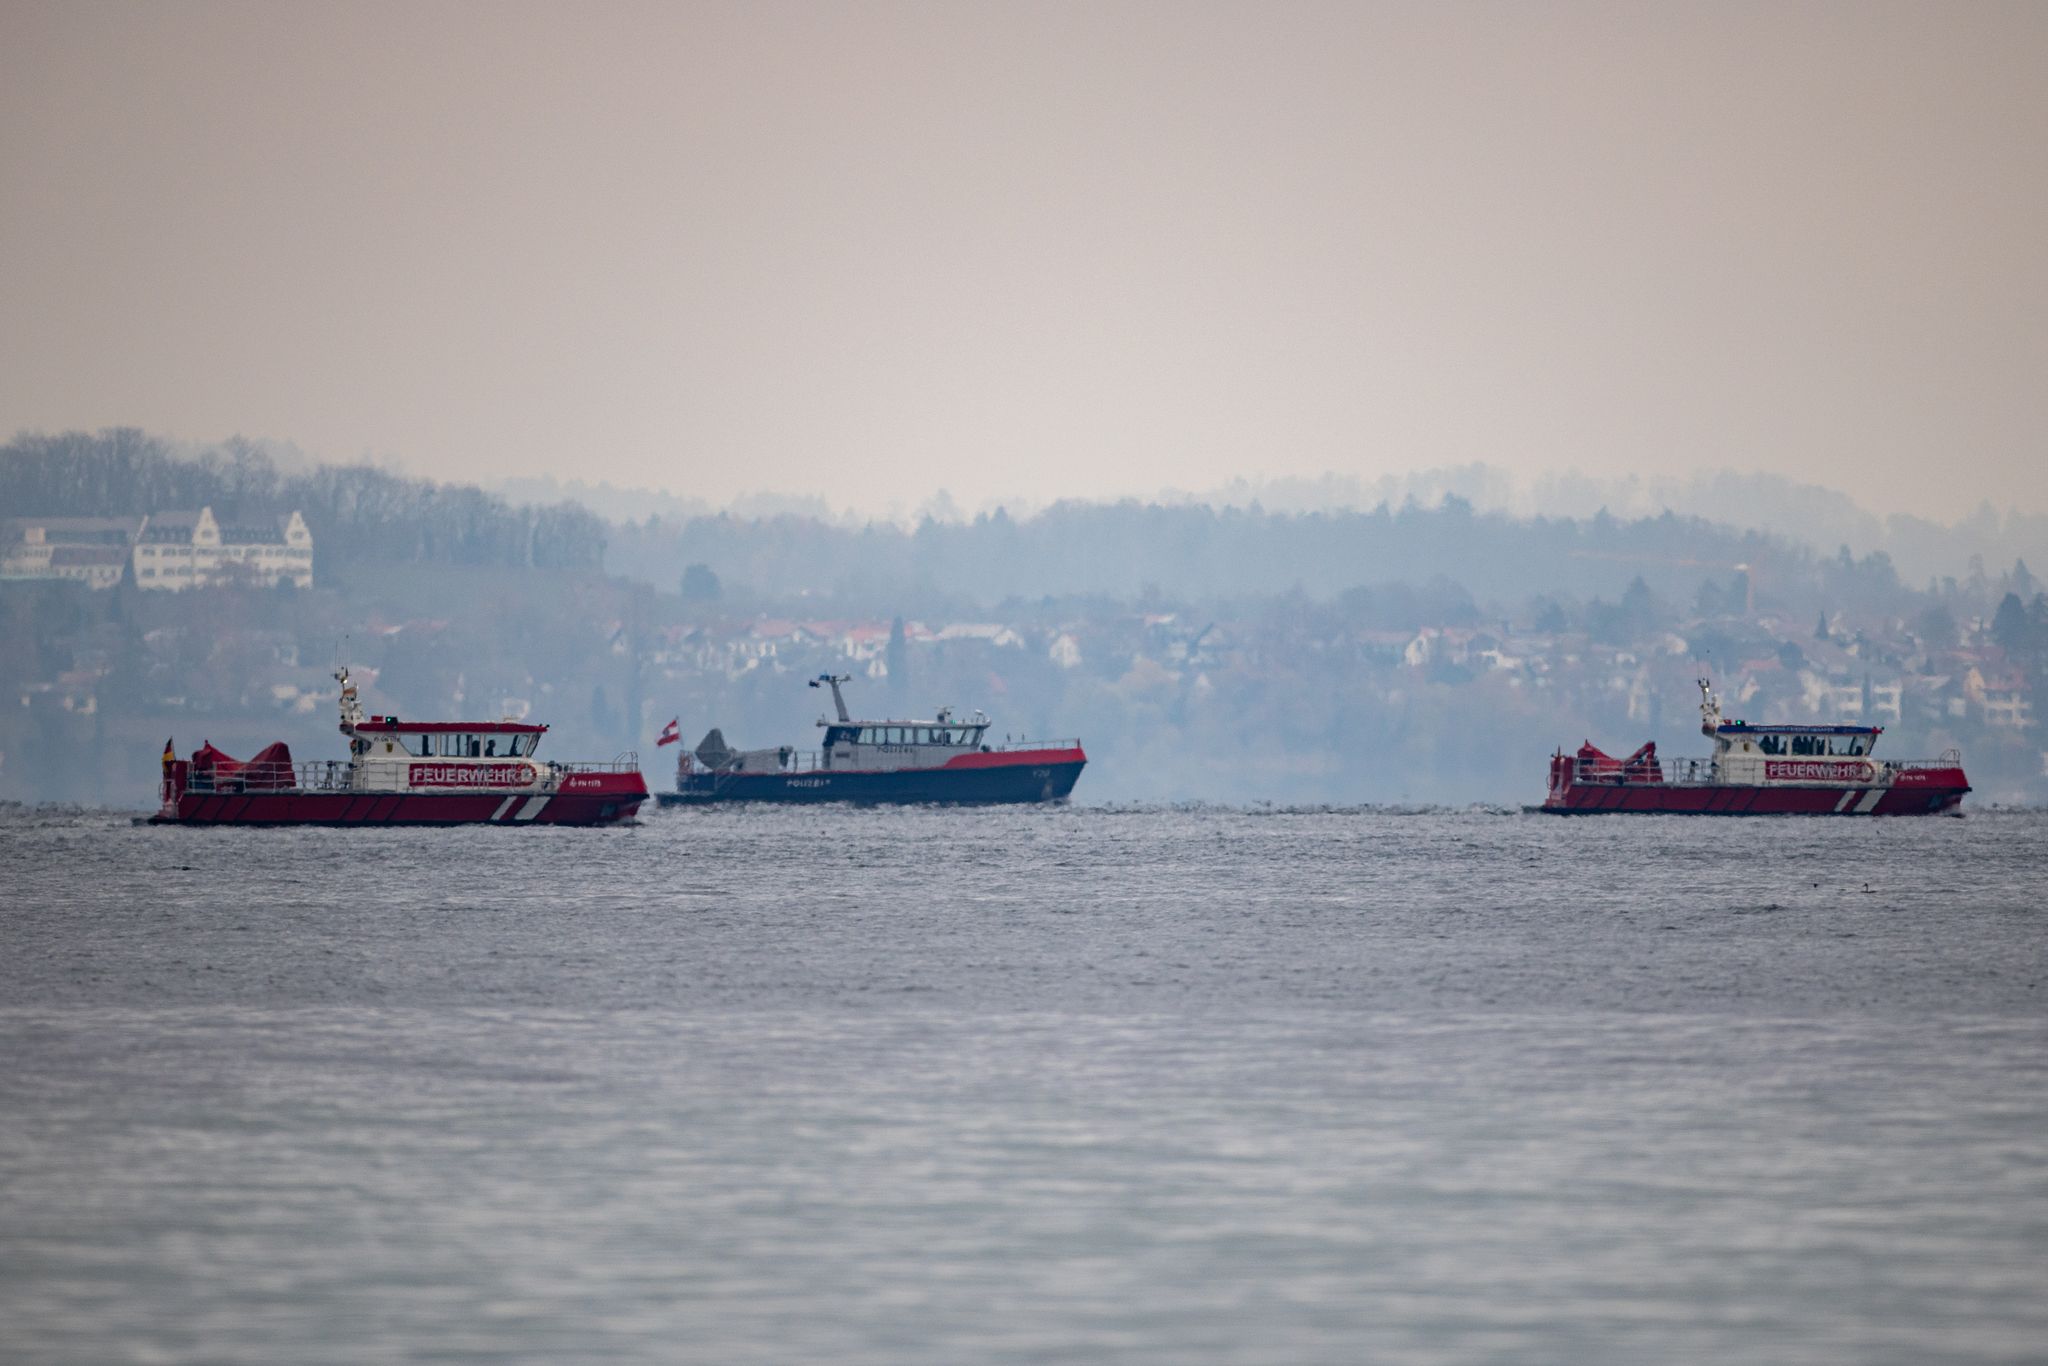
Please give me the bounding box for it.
[187,755,645,793]
[1887,754,1965,773]
[1662,757,1715,784]
[681,748,827,777]
[697,737,1082,777]
[186,760,351,793]
[554,754,641,775]
[1568,752,1962,787]
[1565,756,1686,786]
[1565,756,1713,786]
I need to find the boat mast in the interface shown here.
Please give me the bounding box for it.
[810,673,853,723]
[336,664,364,735]
[1697,676,1721,737]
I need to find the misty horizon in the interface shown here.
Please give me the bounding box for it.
[52,425,2048,535]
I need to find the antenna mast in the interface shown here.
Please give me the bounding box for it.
[810,673,853,723]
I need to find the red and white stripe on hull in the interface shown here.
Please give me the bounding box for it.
[937,745,1087,771]
[154,774,646,826]
[1540,768,1969,816]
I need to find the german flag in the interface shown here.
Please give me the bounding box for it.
[162,737,176,768]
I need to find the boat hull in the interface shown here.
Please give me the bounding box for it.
[150,779,646,826]
[660,752,1085,806]
[1539,774,1969,815]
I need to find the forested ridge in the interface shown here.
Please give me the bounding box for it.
[611,497,1791,609]
[2,430,607,574]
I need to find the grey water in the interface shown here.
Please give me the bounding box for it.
[2,804,2045,1365]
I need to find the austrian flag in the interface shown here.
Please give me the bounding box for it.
[656,717,681,747]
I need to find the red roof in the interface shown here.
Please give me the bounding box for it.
[355,719,548,734]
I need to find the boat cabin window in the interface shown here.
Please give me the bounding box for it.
[1775,733,1871,757]
[831,724,982,747]
[391,728,534,756]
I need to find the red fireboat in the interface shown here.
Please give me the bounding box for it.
[151,667,647,826]
[1540,677,1970,815]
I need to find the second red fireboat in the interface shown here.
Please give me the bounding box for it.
[1540,678,1969,815]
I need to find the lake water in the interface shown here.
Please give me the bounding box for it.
[3,804,2045,1363]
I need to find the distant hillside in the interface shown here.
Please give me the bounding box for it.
[500,462,2048,588]
[607,498,1808,615]
[1166,465,2048,586]
[3,429,608,578]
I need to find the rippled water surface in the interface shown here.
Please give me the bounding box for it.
[3,804,2046,1363]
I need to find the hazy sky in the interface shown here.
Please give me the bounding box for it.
[4,1,2044,518]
